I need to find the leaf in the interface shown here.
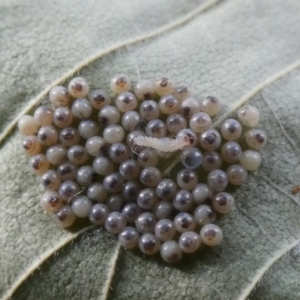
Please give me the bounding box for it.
[1,0,300,299]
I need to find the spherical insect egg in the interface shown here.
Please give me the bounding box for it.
[174,212,196,233]
[137,188,158,210]
[108,143,130,163]
[85,136,109,157]
[202,151,223,171]
[68,77,89,98]
[103,172,124,193]
[245,129,267,150]
[53,107,73,128]
[98,105,121,127]
[178,231,201,253]
[207,169,228,192]
[118,227,140,249]
[200,224,223,246]
[135,212,156,233]
[134,80,155,100]
[166,113,187,135]
[37,125,58,146]
[199,129,221,151]
[160,240,182,263]
[139,100,160,121]
[58,180,80,202]
[29,154,50,175]
[200,96,221,117]
[59,127,80,147]
[122,181,142,202]
[122,203,142,224]
[173,189,193,211]
[194,204,216,226]
[71,98,92,119]
[154,201,173,220]
[155,76,174,96]
[46,144,67,165]
[33,105,53,126]
[103,125,125,143]
[78,119,99,140]
[40,191,63,213]
[237,105,260,127]
[105,194,123,212]
[71,196,92,218]
[189,112,212,133]
[137,148,159,167]
[76,165,95,187]
[156,178,178,200]
[121,111,143,131]
[212,192,235,214]
[119,159,141,180]
[89,89,111,110]
[159,95,180,115]
[49,86,72,107]
[18,115,40,136]
[140,167,162,188]
[154,219,176,242]
[139,233,161,255]
[173,84,193,102]
[89,203,109,225]
[115,92,138,112]
[126,130,146,153]
[176,128,198,148]
[239,150,262,171]
[54,206,76,228]
[67,145,89,165]
[57,161,78,181]
[192,183,213,205]
[221,141,242,163]
[180,97,201,118]
[93,156,114,176]
[145,119,167,138]
[105,212,126,234]
[220,119,242,141]
[180,147,203,170]
[41,169,62,191]
[22,135,42,156]
[226,164,248,185]
[87,183,108,203]
[176,169,198,191]
[110,74,131,94]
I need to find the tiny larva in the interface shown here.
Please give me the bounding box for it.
[18,74,265,263]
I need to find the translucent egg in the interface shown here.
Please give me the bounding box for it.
[226,164,248,185]
[200,96,221,117]
[166,114,187,135]
[134,79,155,100]
[220,119,242,141]
[103,125,125,143]
[49,86,72,107]
[212,192,235,214]
[180,147,203,169]
[18,115,40,135]
[46,144,67,165]
[180,98,201,118]
[245,129,267,150]
[71,98,92,119]
[160,241,182,263]
[33,105,53,126]
[194,204,216,226]
[29,154,50,175]
[110,74,131,94]
[118,227,140,249]
[139,100,160,121]
[53,107,73,128]
[37,125,58,146]
[189,112,212,133]
[55,206,76,228]
[237,105,260,127]
[199,129,221,151]
[239,150,261,171]
[98,105,121,127]
[155,76,174,96]
[40,191,63,213]
[221,141,242,163]
[115,92,138,112]
[173,84,193,102]
[89,89,111,110]
[159,95,180,115]
[68,77,89,98]
[200,224,223,246]
[22,135,42,156]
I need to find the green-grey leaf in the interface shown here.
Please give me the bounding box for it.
[1,0,300,299]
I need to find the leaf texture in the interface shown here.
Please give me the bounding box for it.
[1,0,300,299]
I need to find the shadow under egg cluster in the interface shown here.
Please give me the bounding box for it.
[18,74,267,264]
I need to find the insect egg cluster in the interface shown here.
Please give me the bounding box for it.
[18,74,267,263]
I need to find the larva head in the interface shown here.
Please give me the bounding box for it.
[176,129,198,147]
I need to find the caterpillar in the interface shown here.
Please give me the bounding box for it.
[133,136,189,152]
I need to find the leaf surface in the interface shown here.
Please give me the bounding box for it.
[1,0,300,299]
